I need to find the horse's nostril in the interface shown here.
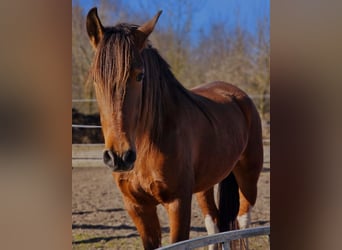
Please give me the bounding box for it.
[103,149,135,170]
[103,149,115,167]
[122,150,136,164]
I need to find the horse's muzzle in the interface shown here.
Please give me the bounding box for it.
[103,149,136,171]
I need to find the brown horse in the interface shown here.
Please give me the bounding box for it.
[86,7,263,250]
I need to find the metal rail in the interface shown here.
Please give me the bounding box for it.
[157,226,270,250]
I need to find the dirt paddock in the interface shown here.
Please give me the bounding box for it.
[72,149,270,249]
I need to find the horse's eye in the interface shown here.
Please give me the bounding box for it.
[136,73,144,82]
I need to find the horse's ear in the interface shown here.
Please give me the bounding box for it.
[86,7,104,49]
[134,10,162,51]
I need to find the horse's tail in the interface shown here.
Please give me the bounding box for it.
[217,172,240,232]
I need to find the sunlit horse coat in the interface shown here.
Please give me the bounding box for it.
[86,8,263,250]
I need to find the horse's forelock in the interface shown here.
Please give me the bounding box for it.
[92,24,138,101]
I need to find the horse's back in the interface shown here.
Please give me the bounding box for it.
[191,81,260,130]
[192,81,247,101]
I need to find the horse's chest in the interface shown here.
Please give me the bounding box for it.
[116,175,174,204]
[147,179,174,203]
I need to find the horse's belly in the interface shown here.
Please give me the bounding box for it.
[193,157,239,193]
[192,131,247,192]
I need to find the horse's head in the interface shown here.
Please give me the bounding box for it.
[86,8,162,172]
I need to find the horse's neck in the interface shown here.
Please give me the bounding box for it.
[138,79,183,141]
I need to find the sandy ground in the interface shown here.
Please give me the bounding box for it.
[72,162,269,250]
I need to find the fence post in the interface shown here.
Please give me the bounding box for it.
[222,241,230,250]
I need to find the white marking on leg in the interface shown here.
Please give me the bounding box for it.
[237,210,251,250]
[237,211,251,229]
[205,214,219,234]
[205,215,219,250]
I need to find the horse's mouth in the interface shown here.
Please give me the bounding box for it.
[108,164,134,172]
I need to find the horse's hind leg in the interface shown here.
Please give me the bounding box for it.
[238,189,251,229]
[195,188,219,250]
[233,121,263,231]
[232,153,262,244]
[122,197,161,250]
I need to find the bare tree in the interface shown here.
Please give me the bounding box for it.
[134,0,204,87]
[93,0,126,24]
[252,17,270,119]
[72,1,94,113]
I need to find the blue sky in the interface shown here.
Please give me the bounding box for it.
[76,0,269,43]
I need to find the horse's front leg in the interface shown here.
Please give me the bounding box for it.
[165,192,192,243]
[122,197,161,250]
